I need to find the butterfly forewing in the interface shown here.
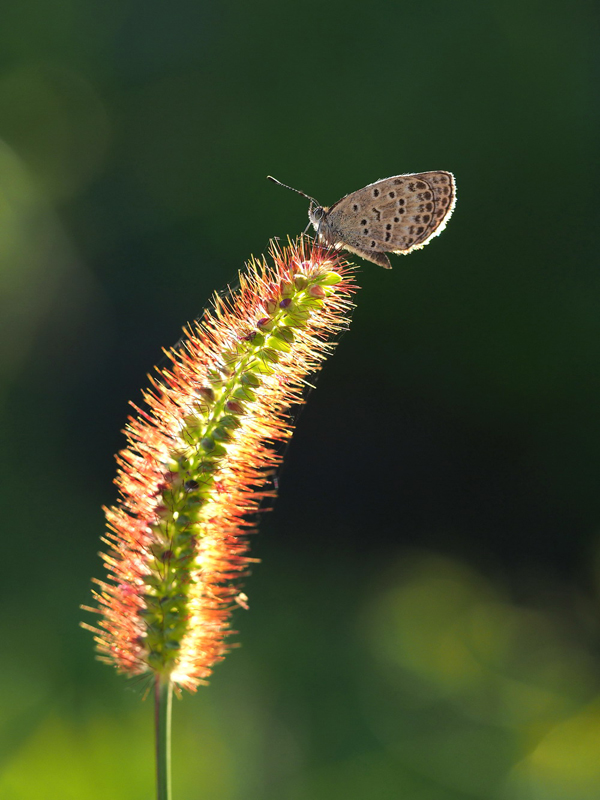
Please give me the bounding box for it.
[319,171,455,267]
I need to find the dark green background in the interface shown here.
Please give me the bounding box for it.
[1,0,599,797]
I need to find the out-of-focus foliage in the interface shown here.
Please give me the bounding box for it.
[0,0,598,797]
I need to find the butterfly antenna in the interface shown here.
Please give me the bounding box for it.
[267,176,319,206]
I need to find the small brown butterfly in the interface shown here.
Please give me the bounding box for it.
[268,172,456,268]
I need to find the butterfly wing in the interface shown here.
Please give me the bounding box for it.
[321,171,456,267]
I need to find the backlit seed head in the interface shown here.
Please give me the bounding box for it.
[82,237,357,691]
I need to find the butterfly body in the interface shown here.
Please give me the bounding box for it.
[268,171,456,268]
[308,171,456,268]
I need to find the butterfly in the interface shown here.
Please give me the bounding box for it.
[268,172,456,268]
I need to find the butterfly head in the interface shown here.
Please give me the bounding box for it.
[308,202,326,228]
[267,176,325,234]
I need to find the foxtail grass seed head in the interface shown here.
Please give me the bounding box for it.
[83,237,356,692]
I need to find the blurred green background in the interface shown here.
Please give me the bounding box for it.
[1,0,598,797]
